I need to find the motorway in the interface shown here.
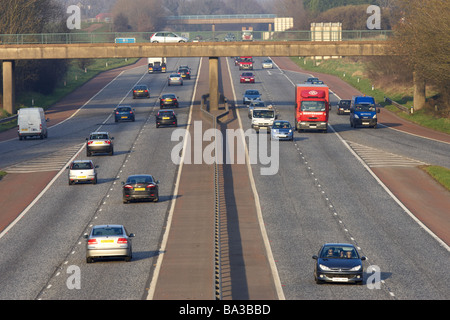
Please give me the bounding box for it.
[0,56,449,300]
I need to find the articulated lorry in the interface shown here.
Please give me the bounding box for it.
[148,57,166,73]
[294,84,330,133]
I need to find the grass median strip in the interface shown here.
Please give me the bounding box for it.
[421,165,450,192]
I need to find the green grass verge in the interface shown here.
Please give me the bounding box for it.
[290,57,450,135]
[421,166,450,192]
[0,57,139,132]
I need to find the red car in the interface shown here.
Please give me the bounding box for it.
[240,72,255,83]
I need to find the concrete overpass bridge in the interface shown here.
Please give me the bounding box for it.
[1,36,412,115]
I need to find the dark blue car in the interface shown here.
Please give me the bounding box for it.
[243,89,261,105]
[313,243,366,284]
[114,106,135,122]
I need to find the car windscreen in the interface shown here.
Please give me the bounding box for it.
[355,104,376,112]
[272,122,291,129]
[300,101,325,111]
[320,246,358,259]
[253,110,274,118]
[246,90,259,96]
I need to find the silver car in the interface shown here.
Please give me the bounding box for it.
[67,160,97,185]
[262,59,273,69]
[168,73,183,86]
[150,31,188,43]
[85,225,135,263]
[86,132,114,156]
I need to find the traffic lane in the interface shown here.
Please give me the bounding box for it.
[332,116,450,169]
[0,65,151,170]
[0,59,148,143]
[37,114,185,299]
[273,56,450,145]
[0,58,198,299]
[35,58,199,299]
[234,66,448,298]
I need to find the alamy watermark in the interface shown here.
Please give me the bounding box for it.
[170,121,279,176]
[66,5,81,30]
[366,5,381,30]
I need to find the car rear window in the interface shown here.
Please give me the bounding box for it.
[127,176,154,184]
[72,162,93,169]
[92,227,123,236]
[90,134,108,140]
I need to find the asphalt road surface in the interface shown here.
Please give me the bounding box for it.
[0,56,448,301]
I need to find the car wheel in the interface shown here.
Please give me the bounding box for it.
[123,199,129,204]
[124,255,132,262]
[93,177,97,185]
[87,150,91,157]
[86,257,94,263]
[109,148,114,156]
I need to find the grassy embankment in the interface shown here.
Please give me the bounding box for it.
[291,57,450,191]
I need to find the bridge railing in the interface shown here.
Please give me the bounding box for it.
[0,30,393,45]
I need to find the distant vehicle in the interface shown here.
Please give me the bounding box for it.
[150,31,188,43]
[85,224,135,263]
[159,93,179,108]
[239,56,253,70]
[350,95,379,128]
[86,132,114,156]
[337,99,351,115]
[243,89,261,105]
[122,174,160,203]
[242,30,253,41]
[178,65,191,73]
[114,105,135,122]
[147,57,166,73]
[294,84,330,133]
[67,160,97,185]
[17,107,48,140]
[312,243,366,284]
[271,120,294,141]
[240,72,255,83]
[224,33,236,41]
[168,73,183,86]
[305,77,319,83]
[177,68,191,80]
[311,80,324,84]
[132,84,150,99]
[262,59,273,69]
[156,109,178,128]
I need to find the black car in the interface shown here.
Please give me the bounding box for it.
[159,93,179,108]
[132,84,150,99]
[337,99,351,115]
[155,109,177,128]
[177,68,191,80]
[114,105,135,122]
[122,174,159,203]
[305,77,319,83]
[313,243,366,285]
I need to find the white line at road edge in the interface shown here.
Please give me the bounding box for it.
[145,58,201,300]
[226,57,286,300]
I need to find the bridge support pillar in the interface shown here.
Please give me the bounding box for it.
[2,60,16,115]
[209,57,219,111]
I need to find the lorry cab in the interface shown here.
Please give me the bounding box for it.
[295,84,330,133]
[349,95,379,129]
[17,107,48,140]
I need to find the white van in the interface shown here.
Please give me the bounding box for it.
[17,107,48,140]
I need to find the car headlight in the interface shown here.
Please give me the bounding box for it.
[289,129,292,133]
[350,265,361,271]
[354,114,359,119]
[319,264,331,271]
[372,114,377,119]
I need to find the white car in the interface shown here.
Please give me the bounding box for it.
[262,59,273,69]
[150,32,188,43]
[67,160,97,185]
